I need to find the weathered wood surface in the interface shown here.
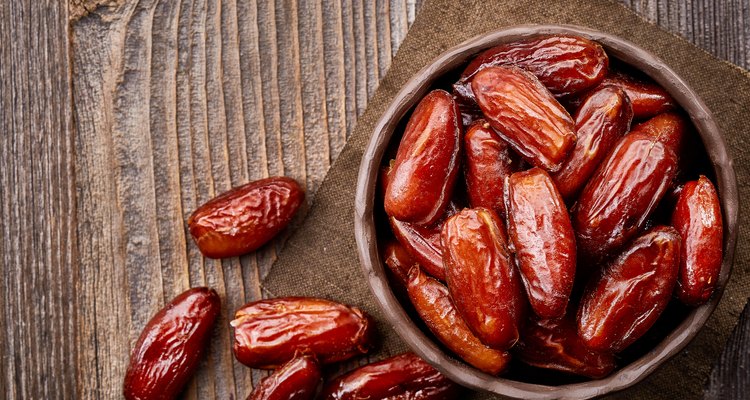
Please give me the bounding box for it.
[0,0,748,398]
[705,299,750,399]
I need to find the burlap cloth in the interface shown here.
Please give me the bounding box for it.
[262,0,749,398]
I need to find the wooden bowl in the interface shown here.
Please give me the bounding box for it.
[354,25,739,399]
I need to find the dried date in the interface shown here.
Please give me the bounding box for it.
[123,288,221,400]
[552,85,633,200]
[505,168,576,319]
[407,267,512,375]
[442,208,525,349]
[573,132,678,262]
[384,89,462,225]
[463,120,520,217]
[188,177,304,258]
[472,66,576,172]
[231,297,373,369]
[577,226,680,352]
[320,352,462,400]
[672,176,723,305]
[248,354,322,400]
[516,315,616,379]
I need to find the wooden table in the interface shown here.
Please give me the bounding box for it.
[1,0,748,398]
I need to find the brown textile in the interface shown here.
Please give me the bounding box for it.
[262,0,750,398]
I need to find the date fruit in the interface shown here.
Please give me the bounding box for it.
[552,85,633,200]
[384,89,461,225]
[382,239,418,288]
[248,354,322,400]
[188,177,304,258]
[672,176,723,306]
[442,208,525,349]
[630,112,687,156]
[472,66,576,172]
[231,297,373,369]
[123,287,221,400]
[577,226,680,352]
[505,168,576,319]
[390,216,448,281]
[573,132,678,262]
[463,120,520,217]
[515,315,616,379]
[457,35,608,100]
[320,352,462,400]
[599,71,675,119]
[407,267,512,374]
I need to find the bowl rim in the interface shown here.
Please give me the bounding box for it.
[354,24,739,399]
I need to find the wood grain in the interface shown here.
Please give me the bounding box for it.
[705,299,750,399]
[1,0,748,398]
[0,1,78,399]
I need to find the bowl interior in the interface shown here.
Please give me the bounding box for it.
[354,24,739,400]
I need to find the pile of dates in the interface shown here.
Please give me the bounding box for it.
[379,35,724,379]
[123,179,461,399]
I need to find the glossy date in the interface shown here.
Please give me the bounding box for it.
[515,315,616,379]
[552,85,633,200]
[389,215,450,281]
[123,288,221,400]
[577,226,680,352]
[320,352,461,400]
[629,112,687,155]
[188,177,304,258]
[248,355,322,400]
[568,71,676,120]
[384,89,462,225]
[463,120,520,217]
[472,66,576,172]
[672,176,723,305]
[407,267,512,375]
[382,240,418,288]
[573,131,678,262]
[442,208,525,349]
[231,297,373,369]
[505,168,576,319]
[456,35,608,100]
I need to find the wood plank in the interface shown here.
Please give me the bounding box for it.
[0,1,78,398]
[705,299,750,399]
[617,0,749,70]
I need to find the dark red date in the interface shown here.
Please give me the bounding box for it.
[672,176,723,305]
[384,89,462,225]
[472,66,577,172]
[442,208,525,349]
[248,354,322,400]
[188,177,304,258]
[319,352,462,400]
[382,239,418,288]
[505,168,576,319]
[630,112,687,155]
[515,315,616,379]
[573,132,679,262]
[407,267,512,375]
[457,35,608,100]
[123,287,221,400]
[599,71,675,119]
[577,226,680,352]
[390,215,448,281]
[463,120,520,217]
[231,297,373,369]
[552,85,633,200]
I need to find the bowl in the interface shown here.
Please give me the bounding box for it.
[354,24,739,399]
